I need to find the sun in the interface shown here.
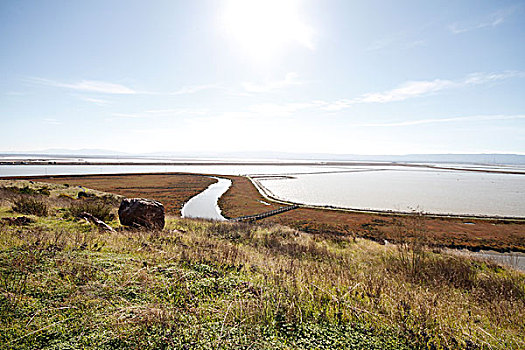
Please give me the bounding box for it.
[220,0,314,60]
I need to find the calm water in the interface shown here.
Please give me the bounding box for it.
[447,249,525,272]
[257,169,525,217]
[181,177,232,220]
[2,163,524,217]
[0,164,337,177]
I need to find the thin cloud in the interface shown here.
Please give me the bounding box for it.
[28,77,219,96]
[80,97,111,105]
[323,71,524,110]
[357,114,525,127]
[43,118,62,125]
[248,101,323,116]
[169,84,220,95]
[367,32,426,52]
[5,91,26,96]
[110,108,209,120]
[111,113,143,119]
[357,79,455,104]
[242,72,302,93]
[449,7,517,34]
[143,108,209,116]
[241,71,524,114]
[29,77,136,94]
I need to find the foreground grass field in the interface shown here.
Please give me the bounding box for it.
[0,181,524,349]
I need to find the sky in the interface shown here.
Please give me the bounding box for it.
[1,0,524,155]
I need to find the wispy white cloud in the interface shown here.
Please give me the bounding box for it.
[142,108,209,116]
[356,114,525,127]
[43,118,61,125]
[29,77,136,94]
[79,97,111,105]
[248,101,323,116]
[238,71,524,115]
[169,84,220,95]
[449,7,518,34]
[28,77,219,96]
[321,71,524,110]
[242,72,301,93]
[367,33,426,52]
[111,113,143,119]
[5,91,26,96]
[356,79,455,104]
[110,108,209,120]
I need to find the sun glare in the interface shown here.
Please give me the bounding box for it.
[221,0,314,60]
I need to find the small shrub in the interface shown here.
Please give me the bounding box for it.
[77,191,95,199]
[37,187,51,196]
[67,200,114,222]
[18,186,38,195]
[12,197,49,216]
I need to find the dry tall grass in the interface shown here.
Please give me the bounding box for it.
[0,183,524,349]
[1,213,522,349]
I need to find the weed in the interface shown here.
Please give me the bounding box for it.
[12,197,49,217]
[66,199,114,222]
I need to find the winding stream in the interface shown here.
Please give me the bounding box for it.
[181,177,231,221]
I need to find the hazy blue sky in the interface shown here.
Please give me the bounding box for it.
[1,0,524,154]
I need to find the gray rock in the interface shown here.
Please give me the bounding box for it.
[118,198,165,230]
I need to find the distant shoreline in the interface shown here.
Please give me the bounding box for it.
[1,161,525,175]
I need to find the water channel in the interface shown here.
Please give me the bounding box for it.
[180,177,231,221]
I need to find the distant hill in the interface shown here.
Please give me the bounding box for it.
[146,151,525,165]
[0,148,129,157]
[2,149,524,165]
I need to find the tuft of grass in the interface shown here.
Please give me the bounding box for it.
[12,196,49,217]
[66,199,114,222]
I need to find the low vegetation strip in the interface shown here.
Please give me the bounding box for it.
[0,183,524,349]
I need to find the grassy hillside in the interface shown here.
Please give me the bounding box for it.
[0,181,524,349]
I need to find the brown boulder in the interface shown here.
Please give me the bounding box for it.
[118,198,165,230]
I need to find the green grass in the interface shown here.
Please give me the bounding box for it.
[0,183,524,349]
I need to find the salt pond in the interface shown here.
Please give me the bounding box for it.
[256,168,525,218]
